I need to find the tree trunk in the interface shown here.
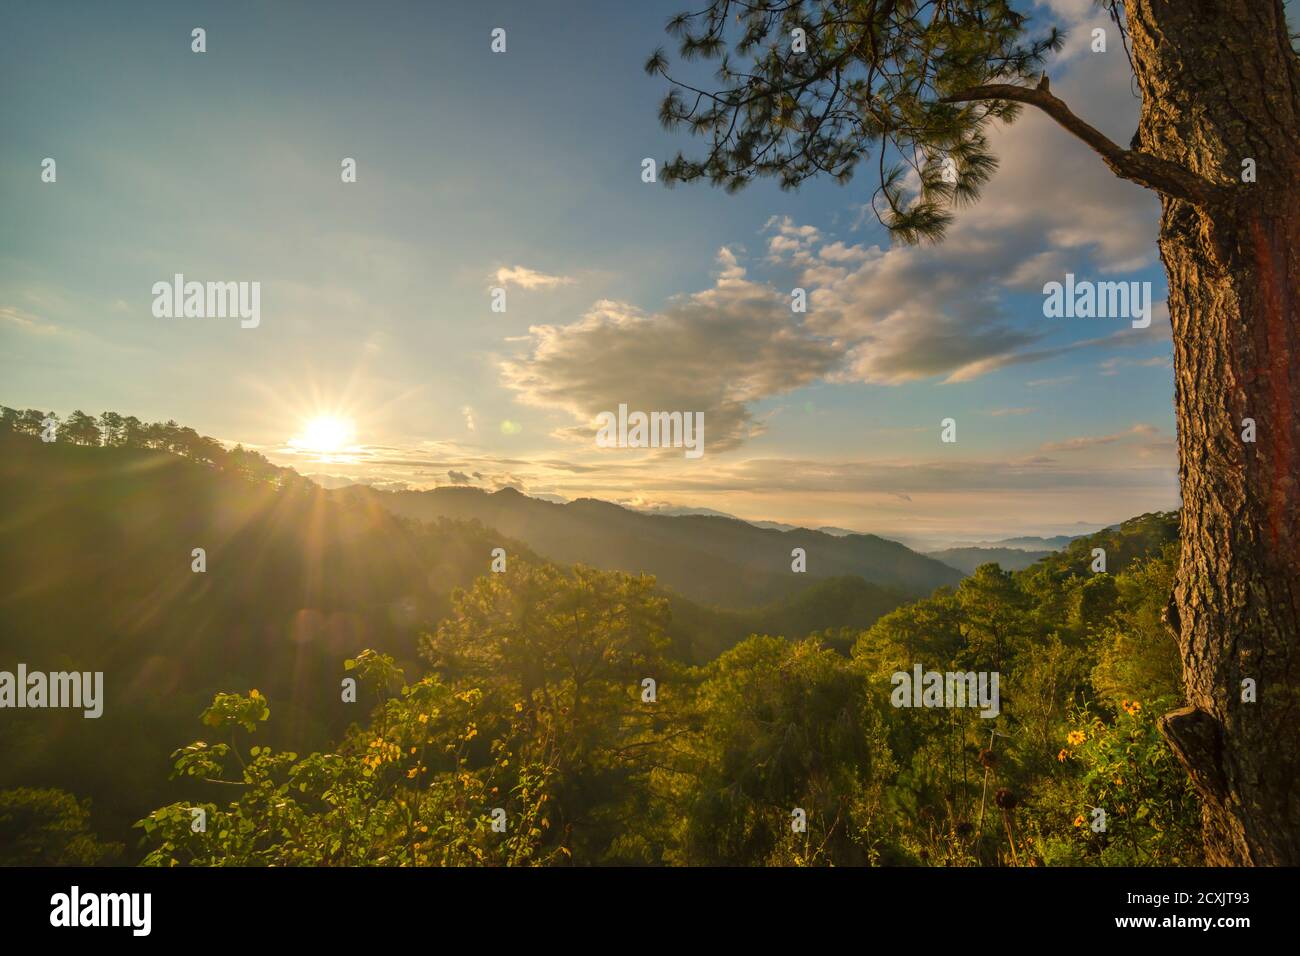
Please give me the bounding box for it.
[1126,0,1300,864]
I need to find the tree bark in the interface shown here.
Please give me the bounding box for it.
[1125,0,1300,865]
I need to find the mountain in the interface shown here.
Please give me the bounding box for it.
[926,547,1054,575]
[343,486,963,607]
[927,518,1175,578]
[941,533,1089,552]
[0,431,533,847]
[749,520,861,536]
[0,429,929,846]
[1026,512,1179,578]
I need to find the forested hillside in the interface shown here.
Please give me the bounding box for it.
[0,409,1195,866]
[0,411,910,852]
[0,420,532,851]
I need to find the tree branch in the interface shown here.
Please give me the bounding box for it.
[941,83,1224,205]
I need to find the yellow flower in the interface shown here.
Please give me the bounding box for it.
[407,768,418,779]
[1057,748,1070,763]
[418,713,429,724]
[1073,814,1085,828]
[1122,699,1142,716]
[1067,730,1086,746]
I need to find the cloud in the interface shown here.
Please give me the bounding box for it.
[499,250,843,452]
[493,266,575,290]
[817,240,870,263]
[447,470,472,484]
[763,215,822,262]
[495,19,1166,455]
[785,39,1161,385]
[1100,355,1172,375]
[1026,375,1078,387]
[1,305,66,336]
[1040,423,1158,453]
[461,405,476,431]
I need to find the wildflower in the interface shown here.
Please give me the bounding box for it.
[1073,814,1085,828]
[1122,699,1142,716]
[1057,748,1070,763]
[1067,730,1086,746]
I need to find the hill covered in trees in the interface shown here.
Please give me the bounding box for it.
[0,408,914,850]
[0,407,1195,866]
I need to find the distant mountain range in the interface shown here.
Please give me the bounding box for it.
[923,547,1055,575]
[339,486,963,607]
[307,477,1101,559]
[939,534,1084,551]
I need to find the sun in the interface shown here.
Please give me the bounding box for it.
[292,415,355,453]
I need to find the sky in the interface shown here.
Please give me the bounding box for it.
[1,0,1197,549]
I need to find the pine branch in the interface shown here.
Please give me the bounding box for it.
[940,82,1224,205]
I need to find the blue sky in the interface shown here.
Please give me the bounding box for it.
[2,0,1193,547]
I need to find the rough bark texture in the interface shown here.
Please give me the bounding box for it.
[1125,0,1300,864]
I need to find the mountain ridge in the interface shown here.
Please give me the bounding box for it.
[340,484,963,607]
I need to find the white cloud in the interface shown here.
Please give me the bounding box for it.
[492,266,575,290]
[499,250,842,452]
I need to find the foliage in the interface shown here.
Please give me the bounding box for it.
[646,0,1062,240]
[3,410,1199,867]
[0,787,123,866]
[1034,699,1202,865]
[132,514,1199,866]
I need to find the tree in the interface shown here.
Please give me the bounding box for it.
[681,636,893,865]
[98,411,124,446]
[649,0,1299,865]
[16,408,49,437]
[120,415,146,448]
[62,410,101,446]
[423,562,678,861]
[137,681,562,866]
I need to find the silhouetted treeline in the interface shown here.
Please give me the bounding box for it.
[0,405,297,488]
